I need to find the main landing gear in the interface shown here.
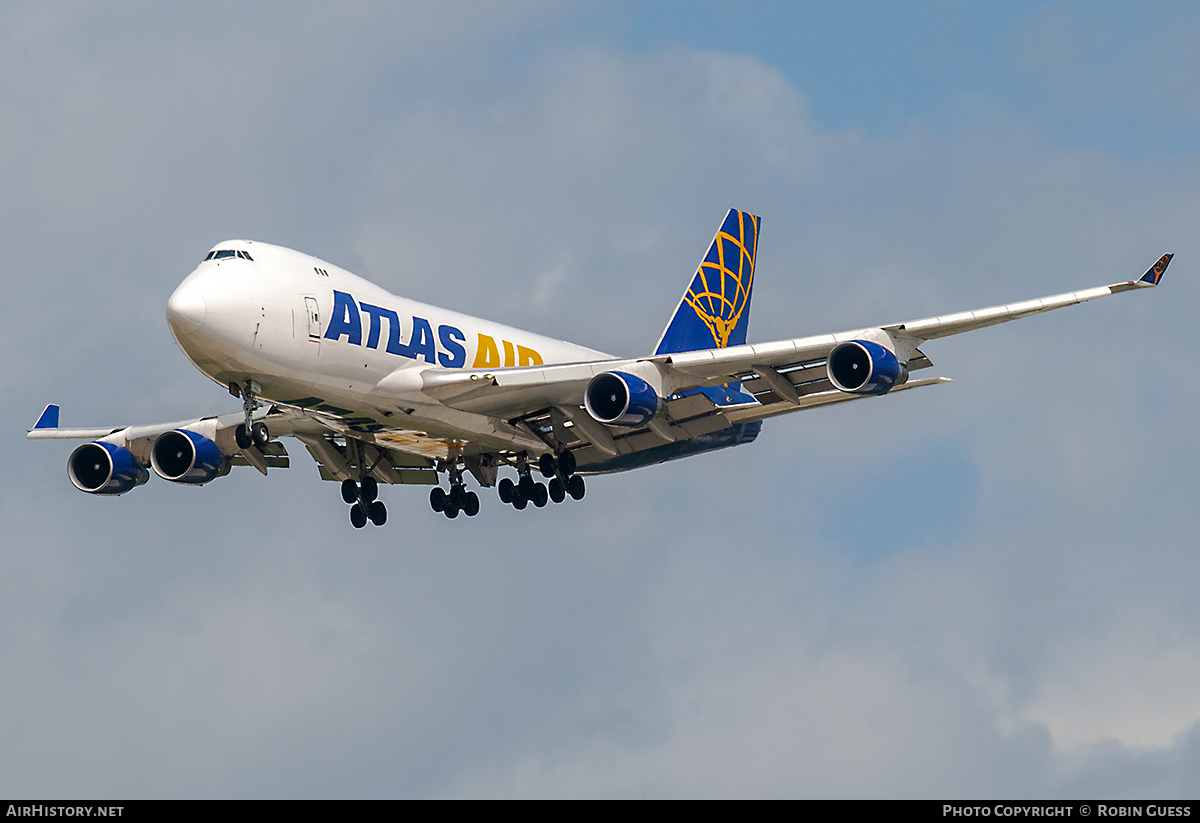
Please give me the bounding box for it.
[340,450,584,524]
[342,475,387,528]
[428,461,479,519]
[498,451,584,511]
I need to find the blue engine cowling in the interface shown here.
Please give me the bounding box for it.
[68,441,150,495]
[150,429,230,484]
[584,371,662,427]
[827,340,908,395]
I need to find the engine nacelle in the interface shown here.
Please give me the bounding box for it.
[584,371,662,427]
[68,442,149,495]
[827,339,908,395]
[151,429,230,484]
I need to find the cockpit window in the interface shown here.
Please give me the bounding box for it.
[204,249,254,262]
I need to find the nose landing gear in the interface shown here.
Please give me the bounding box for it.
[232,381,271,450]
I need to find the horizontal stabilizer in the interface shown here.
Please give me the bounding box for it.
[33,404,59,429]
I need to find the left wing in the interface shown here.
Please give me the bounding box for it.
[394,254,1171,464]
[658,253,1173,414]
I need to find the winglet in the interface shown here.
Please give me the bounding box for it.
[32,404,60,430]
[1138,253,1172,287]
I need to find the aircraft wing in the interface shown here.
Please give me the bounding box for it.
[27,404,304,474]
[403,254,1170,465]
[652,254,1172,408]
[26,402,439,488]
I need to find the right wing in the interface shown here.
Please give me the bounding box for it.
[26,402,437,494]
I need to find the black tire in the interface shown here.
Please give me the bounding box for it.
[449,485,465,508]
[341,478,358,504]
[532,482,548,508]
[369,500,387,526]
[548,477,565,503]
[445,503,460,519]
[360,475,378,503]
[518,474,534,498]
[430,487,447,512]
[538,453,556,478]
[252,421,270,447]
[512,494,528,511]
[567,474,585,500]
[463,491,480,517]
[498,477,515,503]
[350,503,367,529]
[235,424,252,450]
[558,451,576,477]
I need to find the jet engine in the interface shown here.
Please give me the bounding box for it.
[584,371,662,427]
[68,442,149,495]
[150,429,230,484]
[827,339,908,395]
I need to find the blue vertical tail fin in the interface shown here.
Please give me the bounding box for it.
[654,209,760,405]
[655,209,759,355]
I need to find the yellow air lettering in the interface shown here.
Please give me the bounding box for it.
[502,340,515,367]
[517,345,543,366]
[473,334,500,368]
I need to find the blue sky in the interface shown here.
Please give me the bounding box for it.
[2,0,1199,798]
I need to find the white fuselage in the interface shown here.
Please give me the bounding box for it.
[166,240,611,449]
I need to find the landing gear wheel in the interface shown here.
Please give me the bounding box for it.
[235,424,252,450]
[430,487,447,512]
[341,479,358,505]
[512,494,528,511]
[251,421,270,448]
[567,474,586,500]
[368,500,387,526]
[444,503,460,519]
[360,476,378,503]
[532,482,548,508]
[518,474,534,498]
[558,451,576,477]
[350,502,367,529]
[538,453,556,478]
[548,477,565,503]
[463,491,480,517]
[498,477,515,503]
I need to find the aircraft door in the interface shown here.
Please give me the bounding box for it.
[304,296,321,340]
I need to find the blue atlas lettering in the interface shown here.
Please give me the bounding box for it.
[324,291,464,368]
[324,290,362,345]
[406,317,436,363]
[438,325,467,368]
[359,302,401,351]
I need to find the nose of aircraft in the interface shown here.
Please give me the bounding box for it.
[166,285,207,336]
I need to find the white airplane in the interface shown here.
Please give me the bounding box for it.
[28,210,1171,527]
